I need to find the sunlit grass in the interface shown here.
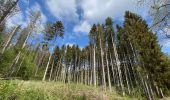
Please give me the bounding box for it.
[0,80,144,100]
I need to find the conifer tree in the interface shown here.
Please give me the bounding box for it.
[42,21,64,81]
[123,11,170,97]
[89,24,97,87]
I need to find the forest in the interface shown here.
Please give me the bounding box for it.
[0,0,170,100]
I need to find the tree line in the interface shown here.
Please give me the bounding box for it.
[0,0,170,100]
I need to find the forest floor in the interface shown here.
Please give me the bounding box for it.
[0,80,168,100]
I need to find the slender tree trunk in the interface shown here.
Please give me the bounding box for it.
[56,61,62,81]
[35,54,44,76]
[105,48,112,92]
[111,33,125,95]
[90,53,92,85]
[68,61,72,84]
[74,52,77,82]
[123,58,130,94]
[63,63,66,83]
[155,85,160,97]
[54,62,59,81]
[99,36,106,91]
[87,62,89,85]
[76,56,80,84]
[15,54,25,77]
[127,53,137,86]
[93,45,96,87]
[9,52,21,77]
[84,61,87,84]
[145,79,152,100]
[42,51,53,81]
[109,52,115,85]
[147,75,155,99]
[49,59,55,81]
[125,58,134,92]
[160,88,164,98]
[0,0,19,24]
[7,29,31,77]
[96,59,99,86]
[1,26,19,54]
[9,52,21,69]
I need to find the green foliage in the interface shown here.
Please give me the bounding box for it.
[16,55,36,80]
[0,5,170,99]
[0,47,39,79]
[15,28,29,48]
[120,11,170,91]
[0,49,17,76]
[0,33,2,43]
[44,21,64,41]
[0,80,18,100]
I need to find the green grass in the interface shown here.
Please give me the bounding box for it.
[0,80,143,100]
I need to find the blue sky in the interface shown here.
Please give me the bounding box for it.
[6,0,170,55]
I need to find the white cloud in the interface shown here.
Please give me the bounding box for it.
[45,0,78,22]
[6,2,47,33]
[44,0,149,34]
[164,28,170,37]
[21,0,29,4]
[26,2,47,32]
[6,12,26,28]
[73,0,148,33]
[80,0,137,23]
[160,38,170,48]
[27,3,47,24]
[7,0,150,35]
[73,20,91,34]
[64,34,76,40]
[159,28,170,48]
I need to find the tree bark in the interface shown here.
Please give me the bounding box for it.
[0,0,19,24]
[93,45,96,87]
[99,35,106,91]
[106,48,112,92]
[42,50,53,81]
[1,26,19,54]
[49,59,55,81]
[111,33,125,95]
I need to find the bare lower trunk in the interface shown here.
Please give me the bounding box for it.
[90,53,92,85]
[49,60,54,81]
[63,64,66,83]
[56,61,62,81]
[123,59,130,94]
[0,0,19,24]
[42,52,53,81]
[160,88,164,98]
[15,55,26,76]
[145,79,151,100]
[68,62,72,84]
[1,26,19,54]
[7,29,30,77]
[99,37,106,91]
[84,61,87,84]
[106,49,112,92]
[93,45,96,87]
[109,52,115,85]
[9,52,21,76]
[111,33,124,95]
[35,54,44,76]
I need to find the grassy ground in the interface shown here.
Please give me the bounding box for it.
[0,80,145,100]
